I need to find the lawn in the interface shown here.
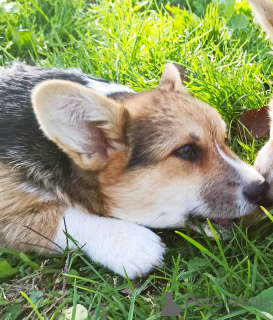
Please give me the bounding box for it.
[1,0,273,319]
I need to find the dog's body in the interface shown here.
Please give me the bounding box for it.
[248,0,273,205]
[0,62,267,277]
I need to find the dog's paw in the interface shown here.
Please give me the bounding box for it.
[55,210,165,279]
[88,220,166,278]
[109,224,166,278]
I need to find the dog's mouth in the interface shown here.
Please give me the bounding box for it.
[189,215,241,230]
[210,217,241,230]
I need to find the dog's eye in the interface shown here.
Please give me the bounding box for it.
[173,144,201,161]
[225,137,229,145]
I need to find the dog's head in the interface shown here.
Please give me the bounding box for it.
[32,64,267,231]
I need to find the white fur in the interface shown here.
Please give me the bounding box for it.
[84,77,134,96]
[255,140,273,200]
[54,208,165,278]
[250,0,273,203]
[216,144,264,183]
[109,172,208,228]
[254,140,273,177]
[217,144,265,216]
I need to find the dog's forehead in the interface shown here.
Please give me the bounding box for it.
[126,89,226,139]
[126,89,227,168]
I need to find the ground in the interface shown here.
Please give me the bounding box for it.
[1,0,273,319]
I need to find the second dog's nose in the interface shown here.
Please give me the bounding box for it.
[244,181,270,204]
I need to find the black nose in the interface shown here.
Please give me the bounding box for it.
[244,181,270,204]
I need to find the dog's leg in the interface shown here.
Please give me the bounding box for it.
[0,201,66,254]
[1,204,165,278]
[54,208,166,278]
[0,163,164,277]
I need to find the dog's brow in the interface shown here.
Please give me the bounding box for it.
[190,133,200,141]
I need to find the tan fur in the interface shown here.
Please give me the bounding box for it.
[53,136,109,171]
[0,62,265,257]
[251,0,273,207]
[27,65,263,230]
[158,63,189,93]
[32,80,129,170]
[99,90,252,227]
[0,163,64,252]
[249,0,273,42]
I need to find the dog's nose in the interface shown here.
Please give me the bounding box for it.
[244,181,270,204]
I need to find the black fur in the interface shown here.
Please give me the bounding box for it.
[0,63,118,210]
[127,116,168,169]
[127,117,158,169]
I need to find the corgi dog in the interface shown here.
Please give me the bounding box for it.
[249,0,273,206]
[0,62,268,278]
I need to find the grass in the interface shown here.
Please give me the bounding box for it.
[1,0,273,319]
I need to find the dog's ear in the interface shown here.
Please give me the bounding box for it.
[249,0,273,43]
[158,63,188,93]
[269,99,273,137]
[32,80,129,171]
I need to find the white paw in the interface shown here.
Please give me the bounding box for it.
[55,209,166,279]
[103,223,166,278]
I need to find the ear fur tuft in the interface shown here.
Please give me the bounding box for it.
[158,63,188,93]
[32,80,128,171]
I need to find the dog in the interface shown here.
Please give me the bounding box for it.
[248,0,273,206]
[0,62,268,278]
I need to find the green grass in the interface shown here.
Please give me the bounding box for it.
[1,0,273,319]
